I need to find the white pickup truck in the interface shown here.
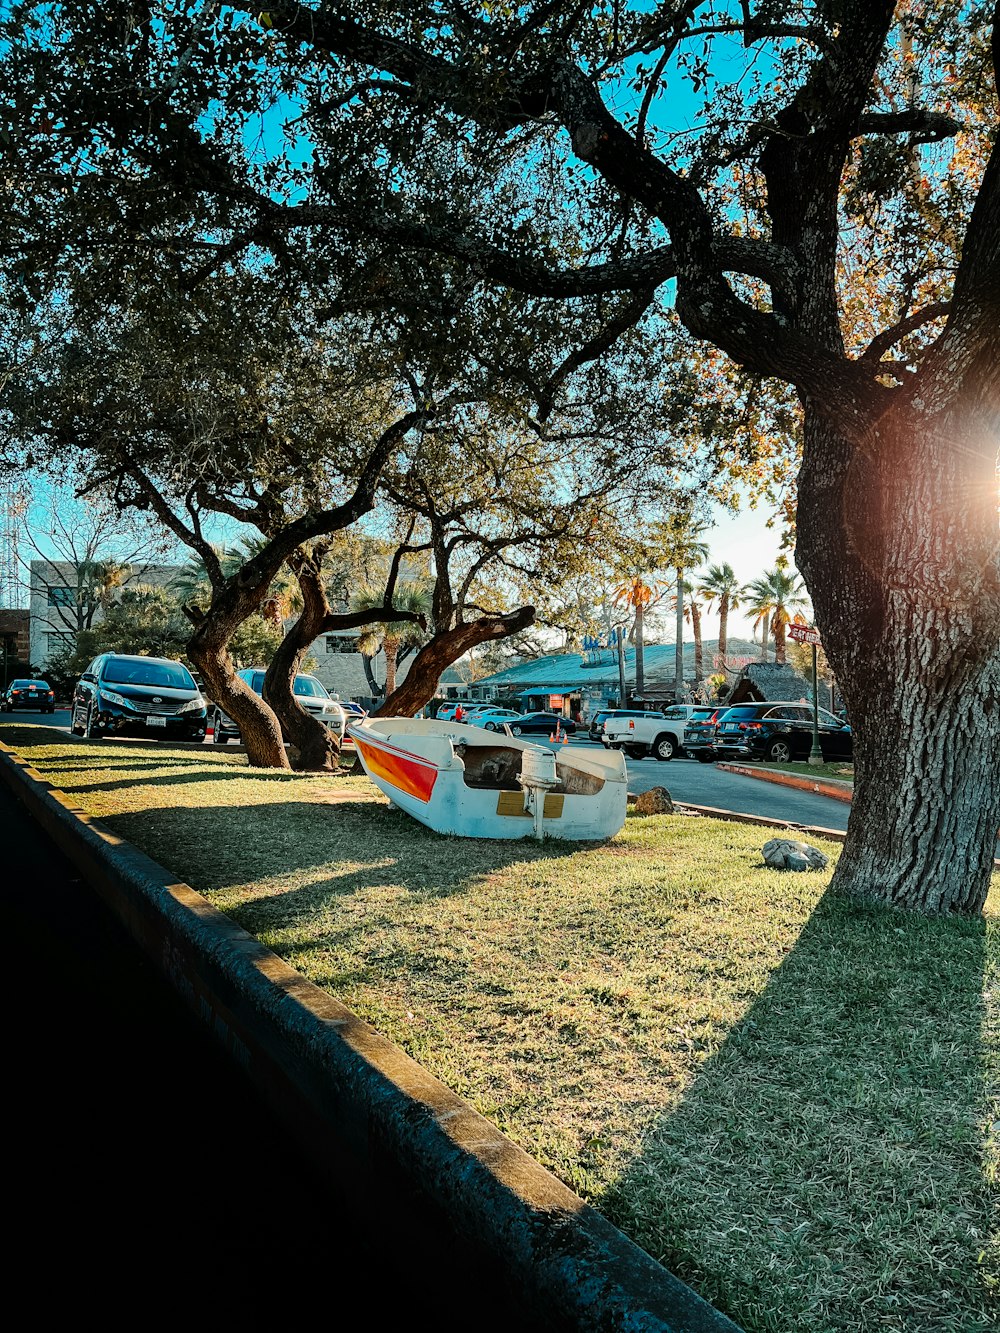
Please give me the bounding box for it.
[602,704,717,761]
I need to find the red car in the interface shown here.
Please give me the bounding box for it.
[3,678,56,713]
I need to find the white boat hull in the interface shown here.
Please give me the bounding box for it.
[349,718,627,841]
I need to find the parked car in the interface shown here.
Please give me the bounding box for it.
[712,701,853,763]
[681,708,727,763]
[587,709,663,743]
[466,708,524,731]
[70,654,208,741]
[2,678,56,712]
[602,704,717,760]
[436,702,492,721]
[502,711,577,737]
[211,668,346,744]
[338,700,368,745]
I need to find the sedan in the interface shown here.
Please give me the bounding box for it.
[502,712,577,737]
[3,678,56,712]
[467,708,523,731]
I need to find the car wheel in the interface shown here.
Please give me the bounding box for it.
[485,721,498,731]
[767,739,792,764]
[212,710,228,743]
[696,751,715,763]
[70,702,84,736]
[84,704,103,740]
[653,734,676,761]
[511,725,523,736]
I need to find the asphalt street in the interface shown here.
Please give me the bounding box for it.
[9,708,851,831]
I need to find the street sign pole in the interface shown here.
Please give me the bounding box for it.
[808,642,823,765]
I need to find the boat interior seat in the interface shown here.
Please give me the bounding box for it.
[457,744,606,796]
[459,744,523,790]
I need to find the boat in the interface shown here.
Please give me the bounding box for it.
[348,717,628,841]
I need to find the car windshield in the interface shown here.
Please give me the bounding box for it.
[103,658,196,690]
[12,680,48,688]
[721,706,764,721]
[293,676,328,698]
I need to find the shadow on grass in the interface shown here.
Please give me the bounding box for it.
[596,888,995,1333]
[106,796,585,902]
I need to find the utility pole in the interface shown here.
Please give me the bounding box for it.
[615,625,627,708]
[789,622,824,765]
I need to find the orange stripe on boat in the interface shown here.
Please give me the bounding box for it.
[355,737,438,803]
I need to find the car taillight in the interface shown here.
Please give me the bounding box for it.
[746,722,762,731]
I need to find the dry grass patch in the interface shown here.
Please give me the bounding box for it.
[4,724,996,1333]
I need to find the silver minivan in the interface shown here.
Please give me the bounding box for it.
[210,668,346,744]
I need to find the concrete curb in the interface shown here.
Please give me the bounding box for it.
[0,738,741,1333]
[716,762,854,804]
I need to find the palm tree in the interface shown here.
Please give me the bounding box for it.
[697,562,744,667]
[743,566,810,664]
[352,581,432,697]
[611,575,660,697]
[171,540,300,626]
[674,580,705,686]
[659,522,709,699]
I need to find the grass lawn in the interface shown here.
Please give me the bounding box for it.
[4,724,996,1333]
[723,759,854,784]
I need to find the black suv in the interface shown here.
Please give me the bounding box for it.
[71,654,208,742]
[712,701,853,763]
[587,708,662,743]
[681,708,725,762]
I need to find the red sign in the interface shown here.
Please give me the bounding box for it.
[788,624,822,646]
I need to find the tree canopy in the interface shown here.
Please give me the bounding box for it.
[3,2,998,911]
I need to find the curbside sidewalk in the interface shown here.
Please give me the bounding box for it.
[0,739,742,1333]
[715,762,854,804]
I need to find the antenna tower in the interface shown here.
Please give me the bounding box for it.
[0,482,28,609]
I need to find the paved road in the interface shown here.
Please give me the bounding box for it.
[565,737,850,831]
[7,708,850,830]
[0,759,514,1327]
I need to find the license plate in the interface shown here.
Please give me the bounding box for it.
[146,715,167,727]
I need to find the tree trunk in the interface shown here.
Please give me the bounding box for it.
[692,601,703,684]
[383,640,399,697]
[186,584,290,769]
[773,617,786,664]
[634,602,645,696]
[188,623,289,770]
[263,555,341,773]
[796,405,1000,916]
[362,653,384,699]
[718,597,729,663]
[674,567,684,697]
[759,618,769,662]
[379,606,535,717]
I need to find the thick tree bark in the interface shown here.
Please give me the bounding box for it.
[188,611,289,770]
[378,606,535,717]
[797,402,1000,916]
[263,554,341,773]
[692,602,703,684]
